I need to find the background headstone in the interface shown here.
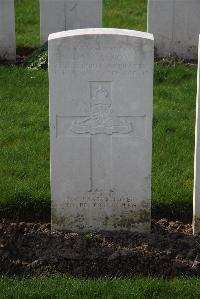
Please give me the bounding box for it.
[148,0,200,60]
[49,28,154,232]
[40,0,102,45]
[193,36,200,235]
[0,0,16,61]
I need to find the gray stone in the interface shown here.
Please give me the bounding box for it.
[0,0,16,61]
[40,0,102,45]
[49,28,154,232]
[193,36,200,235]
[148,0,200,60]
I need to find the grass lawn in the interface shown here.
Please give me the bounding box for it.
[0,66,49,219]
[0,62,196,220]
[0,0,199,297]
[0,0,197,220]
[104,0,147,32]
[15,0,40,49]
[1,276,200,299]
[15,0,147,49]
[153,62,196,219]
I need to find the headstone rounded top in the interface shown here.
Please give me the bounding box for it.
[48,28,154,42]
[49,24,154,233]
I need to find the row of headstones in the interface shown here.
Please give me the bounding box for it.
[2,0,200,234]
[2,0,200,61]
[0,0,102,61]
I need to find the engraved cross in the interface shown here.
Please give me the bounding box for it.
[57,81,140,191]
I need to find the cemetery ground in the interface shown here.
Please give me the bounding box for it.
[0,0,200,297]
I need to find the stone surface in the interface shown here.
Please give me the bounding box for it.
[148,0,200,60]
[0,0,16,61]
[40,0,102,45]
[193,36,200,235]
[49,28,154,232]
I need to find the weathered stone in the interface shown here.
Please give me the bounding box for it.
[0,0,16,61]
[40,0,102,45]
[148,0,200,60]
[49,28,154,232]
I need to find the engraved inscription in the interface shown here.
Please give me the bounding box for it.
[70,82,132,135]
[64,191,138,210]
[62,62,144,76]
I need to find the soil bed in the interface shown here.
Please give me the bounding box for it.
[1,219,200,278]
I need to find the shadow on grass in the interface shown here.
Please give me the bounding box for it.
[0,200,192,223]
[0,197,51,222]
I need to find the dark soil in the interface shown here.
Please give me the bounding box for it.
[16,47,36,63]
[0,48,36,65]
[1,219,200,278]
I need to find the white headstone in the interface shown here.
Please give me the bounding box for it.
[148,0,200,60]
[49,28,154,232]
[0,0,16,61]
[40,0,102,45]
[193,36,200,235]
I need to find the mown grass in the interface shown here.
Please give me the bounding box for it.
[1,0,196,220]
[153,62,196,219]
[0,0,199,296]
[14,0,147,49]
[0,66,50,219]
[2,0,150,219]
[104,0,147,32]
[1,276,200,299]
[0,62,196,220]
[15,0,40,49]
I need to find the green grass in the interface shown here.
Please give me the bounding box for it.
[104,0,147,31]
[14,0,147,49]
[1,0,196,220]
[1,0,199,295]
[15,0,40,49]
[0,66,50,219]
[153,62,196,219]
[1,276,200,299]
[2,0,149,219]
[0,63,196,220]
